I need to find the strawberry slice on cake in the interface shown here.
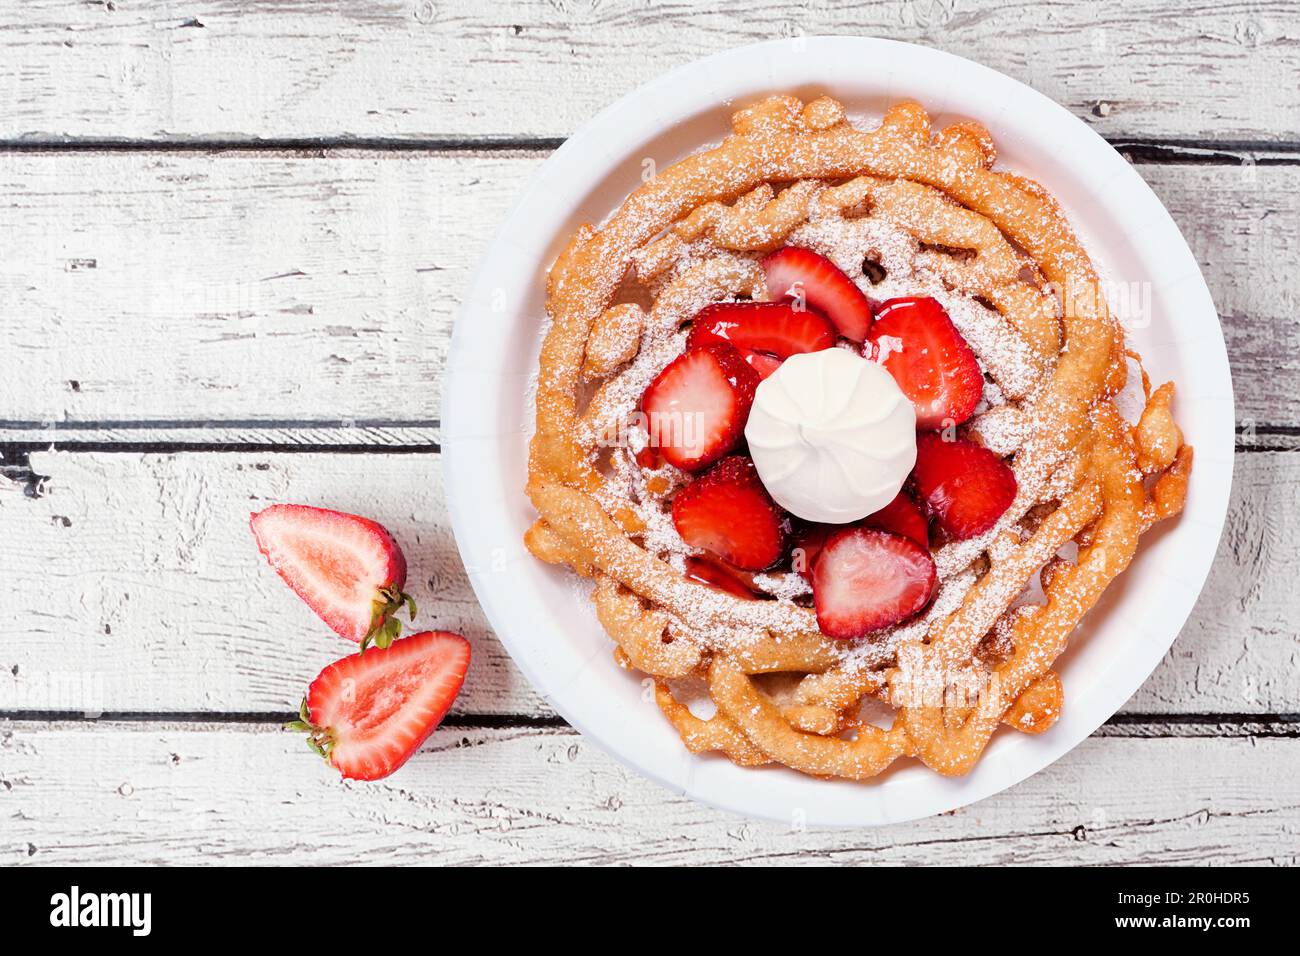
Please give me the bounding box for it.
[671,456,786,571]
[912,432,1017,540]
[812,526,936,639]
[790,492,928,583]
[687,301,836,358]
[640,340,760,471]
[684,555,761,599]
[862,491,930,549]
[761,246,875,343]
[866,296,984,429]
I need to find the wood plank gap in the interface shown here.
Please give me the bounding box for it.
[0,418,442,430]
[0,137,1297,165]
[3,711,1293,736]
[1110,139,1300,165]
[0,711,567,729]
[1,440,441,456]
[1097,713,1300,739]
[0,137,567,155]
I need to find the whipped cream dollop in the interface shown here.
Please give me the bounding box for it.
[744,348,916,523]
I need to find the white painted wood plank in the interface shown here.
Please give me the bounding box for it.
[1,723,1295,865]
[0,449,540,717]
[0,449,1293,717]
[1,1,1297,143]
[0,151,525,424]
[1149,164,1300,431]
[0,154,1295,424]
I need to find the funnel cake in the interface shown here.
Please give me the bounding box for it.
[524,95,1192,781]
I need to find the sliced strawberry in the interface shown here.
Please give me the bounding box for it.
[761,246,874,342]
[250,504,416,649]
[791,494,928,583]
[290,630,471,781]
[671,456,785,571]
[912,432,1017,540]
[790,522,834,583]
[635,446,664,471]
[866,296,984,429]
[684,555,760,599]
[740,348,783,380]
[862,491,930,548]
[687,301,836,358]
[640,341,759,471]
[812,527,936,639]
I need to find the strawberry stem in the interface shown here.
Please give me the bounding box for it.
[361,585,418,653]
[284,697,335,761]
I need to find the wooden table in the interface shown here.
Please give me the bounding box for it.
[1,1,1297,865]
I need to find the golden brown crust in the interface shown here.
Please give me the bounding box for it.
[525,96,1192,781]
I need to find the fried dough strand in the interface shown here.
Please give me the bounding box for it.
[524,96,1192,780]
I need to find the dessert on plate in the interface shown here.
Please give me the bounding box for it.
[523,94,1192,780]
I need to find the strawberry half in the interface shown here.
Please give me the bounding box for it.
[288,630,471,781]
[250,504,416,650]
[761,246,874,342]
[641,341,759,471]
[812,527,936,639]
[912,432,1017,540]
[671,456,786,571]
[684,555,760,599]
[862,491,930,548]
[687,301,837,358]
[866,296,984,429]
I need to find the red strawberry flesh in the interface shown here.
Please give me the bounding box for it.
[687,301,836,358]
[684,556,760,599]
[792,492,928,583]
[640,341,759,471]
[791,523,834,583]
[862,491,930,548]
[812,527,936,639]
[760,246,874,342]
[912,432,1017,540]
[742,349,783,380]
[671,456,786,571]
[867,296,984,429]
[635,447,664,471]
[304,630,471,781]
[251,504,410,645]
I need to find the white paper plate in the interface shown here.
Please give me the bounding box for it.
[442,37,1234,826]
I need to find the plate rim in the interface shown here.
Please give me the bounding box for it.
[442,36,1235,827]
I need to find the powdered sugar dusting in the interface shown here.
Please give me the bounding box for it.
[577,205,1068,664]
[556,132,1128,669]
